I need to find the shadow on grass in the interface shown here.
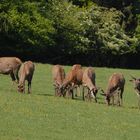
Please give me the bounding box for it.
[36,94,128,107]
[37,93,54,97]
[73,96,105,103]
[72,97,84,102]
[98,101,106,105]
[128,106,139,110]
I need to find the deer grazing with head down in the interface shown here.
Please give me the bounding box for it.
[101,73,125,106]
[52,65,65,96]
[0,57,22,83]
[18,61,35,93]
[130,76,140,109]
[61,64,83,99]
[82,67,98,102]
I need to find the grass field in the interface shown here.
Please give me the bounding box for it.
[0,63,140,140]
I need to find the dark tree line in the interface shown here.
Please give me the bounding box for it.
[0,0,140,68]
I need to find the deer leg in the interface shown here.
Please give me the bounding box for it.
[84,88,89,102]
[15,70,19,83]
[75,86,78,97]
[87,89,91,102]
[94,94,97,103]
[58,89,63,97]
[63,89,67,97]
[10,72,17,89]
[119,92,123,106]
[28,82,30,94]
[13,68,20,83]
[66,87,72,99]
[82,86,85,101]
[112,96,114,106]
[28,81,31,94]
[22,84,25,94]
[120,87,124,106]
[134,89,140,97]
[117,92,121,106]
[10,72,16,82]
[116,90,121,106]
[78,85,81,97]
[134,89,140,109]
[137,95,140,110]
[54,86,60,96]
[71,88,74,99]
[54,87,57,96]
[84,88,89,101]
[75,85,81,97]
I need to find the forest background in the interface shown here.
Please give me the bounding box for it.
[0,0,140,68]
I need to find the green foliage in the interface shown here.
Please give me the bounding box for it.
[89,6,137,54]
[135,18,140,51]
[46,0,137,55]
[134,1,140,51]
[0,0,55,48]
[0,0,140,65]
[46,0,90,54]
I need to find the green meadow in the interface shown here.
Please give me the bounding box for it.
[0,63,140,140]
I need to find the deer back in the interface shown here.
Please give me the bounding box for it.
[106,73,125,96]
[0,57,22,74]
[82,67,96,90]
[52,65,65,86]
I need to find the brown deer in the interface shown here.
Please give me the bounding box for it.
[129,76,140,109]
[18,61,35,93]
[0,57,22,83]
[52,65,65,96]
[71,64,82,71]
[71,64,83,97]
[101,73,125,106]
[61,64,83,99]
[82,67,98,102]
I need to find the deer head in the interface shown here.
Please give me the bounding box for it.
[130,75,140,93]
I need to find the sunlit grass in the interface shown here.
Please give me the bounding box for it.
[0,63,140,140]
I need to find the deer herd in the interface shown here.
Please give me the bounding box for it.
[52,64,140,109]
[0,57,35,94]
[0,57,140,109]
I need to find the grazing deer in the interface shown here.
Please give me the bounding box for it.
[82,67,98,102]
[18,61,35,93]
[71,64,82,71]
[101,73,125,106]
[52,65,65,96]
[61,64,83,99]
[0,57,22,83]
[71,64,83,97]
[130,76,140,109]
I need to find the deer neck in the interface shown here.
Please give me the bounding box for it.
[19,67,26,87]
